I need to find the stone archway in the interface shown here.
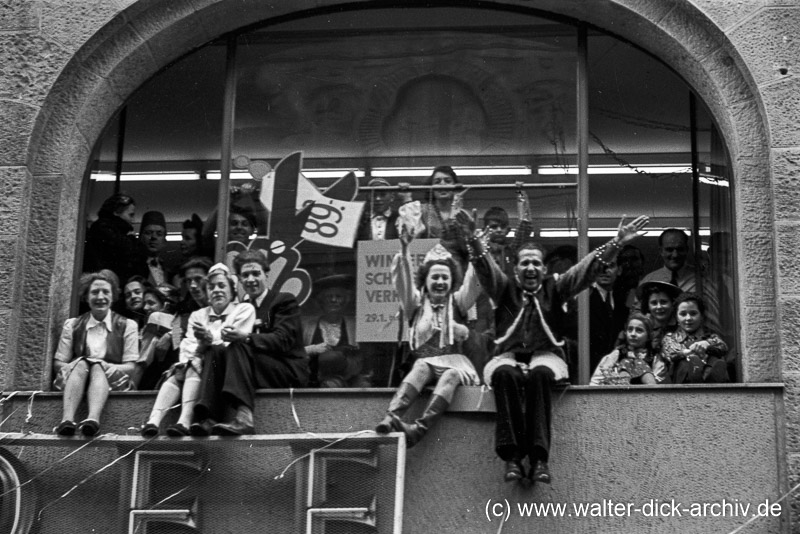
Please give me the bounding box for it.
[18,0,773,389]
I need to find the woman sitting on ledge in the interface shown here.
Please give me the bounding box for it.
[53,270,139,437]
[375,225,481,447]
[142,263,255,437]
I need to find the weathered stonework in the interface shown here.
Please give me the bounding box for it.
[774,149,800,220]
[728,7,800,85]
[1,0,799,530]
[761,76,800,149]
[780,298,800,374]
[777,223,800,297]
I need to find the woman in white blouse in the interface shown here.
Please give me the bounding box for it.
[53,270,139,437]
[141,263,255,437]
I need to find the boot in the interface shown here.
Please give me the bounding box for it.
[375,382,419,433]
[212,405,255,436]
[392,395,449,448]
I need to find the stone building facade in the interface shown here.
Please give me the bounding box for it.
[0,1,799,532]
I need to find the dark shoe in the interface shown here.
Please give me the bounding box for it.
[78,419,100,437]
[189,419,216,437]
[140,423,159,438]
[390,415,425,447]
[531,460,551,484]
[56,420,76,436]
[504,460,525,483]
[375,414,394,434]
[166,423,190,437]
[212,405,255,436]
[393,394,450,448]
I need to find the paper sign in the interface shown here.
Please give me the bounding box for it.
[355,238,439,342]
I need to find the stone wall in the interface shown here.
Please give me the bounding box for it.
[1,0,798,529]
[0,386,787,533]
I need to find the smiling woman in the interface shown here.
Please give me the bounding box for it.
[52,270,140,437]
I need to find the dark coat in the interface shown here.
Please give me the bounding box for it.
[83,215,146,282]
[588,285,629,372]
[357,210,400,240]
[249,291,310,386]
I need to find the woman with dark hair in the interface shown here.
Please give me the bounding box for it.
[374,226,480,447]
[179,214,205,260]
[53,270,140,437]
[398,166,472,240]
[419,165,470,238]
[636,280,681,383]
[661,292,729,383]
[83,193,145,284]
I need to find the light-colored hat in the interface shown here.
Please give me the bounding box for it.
[423,243,453,263]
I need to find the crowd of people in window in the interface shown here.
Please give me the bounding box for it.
[54,166,734,486]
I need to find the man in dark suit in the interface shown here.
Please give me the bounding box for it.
[192,250,309,436]
[357,177,400,240]
[589,258,628,373]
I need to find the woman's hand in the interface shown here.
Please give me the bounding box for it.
[688,340,709,357]
[454,210,476,237]
[616,215,650,246]
[221,325,248,343]
[192,322,213,345]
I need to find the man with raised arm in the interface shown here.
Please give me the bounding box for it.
[467,214,649,485]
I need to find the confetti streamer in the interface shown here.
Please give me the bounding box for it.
[37,436,157,521]
[274,429,373,480]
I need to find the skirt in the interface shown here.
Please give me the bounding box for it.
[415,353,480,386]
[53,357,135,392]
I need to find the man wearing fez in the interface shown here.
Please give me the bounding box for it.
[192,250,309,436]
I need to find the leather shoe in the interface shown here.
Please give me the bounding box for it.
[504,460,525,483]
[56,420,76,436]
[78,419,100,437]
[140,423,159,438]
[189,419,216,437]
[212,420,255,436]
[166,423,190,437]
[531,460,551,484]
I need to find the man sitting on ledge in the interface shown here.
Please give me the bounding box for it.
[192,250,309,436]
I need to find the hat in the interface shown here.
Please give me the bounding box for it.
[423,243,453,263]
[140,211,166,230]
[367,177,391,188]
[636,280,682,302]
[313,274,355,299]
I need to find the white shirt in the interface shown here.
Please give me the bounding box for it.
[54,313,139,363]
[179,302,256,363]
[593,283,614,310]
[371,209,393,240]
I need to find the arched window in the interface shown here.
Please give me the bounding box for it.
[82,5,737,387]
